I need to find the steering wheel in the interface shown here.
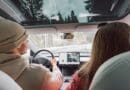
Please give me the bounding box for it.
[30,49,54,70]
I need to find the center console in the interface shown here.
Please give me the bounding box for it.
[58,52,80,89]
[58,52,80,77]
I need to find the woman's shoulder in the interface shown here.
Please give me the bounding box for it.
[24,64,50,78]
[19,64,50,84]
[27,63,50,72]
[16,64,50,90]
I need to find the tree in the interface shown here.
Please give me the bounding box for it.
[84,0,93,13]
[67,16,71,23]
[57,12,64,23]
[65,17,68,23]
[71,11,78,23]
[84,0,114,22]
[22,0,43,21]
[11,0,49,23]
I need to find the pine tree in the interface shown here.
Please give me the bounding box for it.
[71,11,78,23]
[84,0,93,13]
[12,0,49,23]
[67,16,71,23]
[58,12,64,23]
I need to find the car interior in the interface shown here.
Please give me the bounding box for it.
[0,0,130,90]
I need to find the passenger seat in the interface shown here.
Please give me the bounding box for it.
[89,51,130,90]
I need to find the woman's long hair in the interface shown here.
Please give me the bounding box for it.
[78,22,130,90]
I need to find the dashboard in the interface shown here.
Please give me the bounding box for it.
[30,50,90,89]
[30,50,90,88]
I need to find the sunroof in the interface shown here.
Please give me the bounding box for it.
[10,0,129,25]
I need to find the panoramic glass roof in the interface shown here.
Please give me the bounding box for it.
[9,0,130,25]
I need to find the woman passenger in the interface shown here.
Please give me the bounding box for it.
[66,22,130,90]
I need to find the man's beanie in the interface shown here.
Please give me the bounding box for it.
[0,17,28,52]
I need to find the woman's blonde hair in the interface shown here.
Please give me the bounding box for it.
[78,22,130,90]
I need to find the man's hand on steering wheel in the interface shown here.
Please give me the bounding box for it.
[50,58,57,66]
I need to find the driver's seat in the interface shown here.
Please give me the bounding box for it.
[89,51,130,90]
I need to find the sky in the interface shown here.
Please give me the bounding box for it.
[42,0,87,22]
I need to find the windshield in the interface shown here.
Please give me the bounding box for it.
[29,31,96,53]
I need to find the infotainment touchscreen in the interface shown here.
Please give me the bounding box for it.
[59,52,80,65]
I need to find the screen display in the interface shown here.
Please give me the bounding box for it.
[59,52,80,65]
